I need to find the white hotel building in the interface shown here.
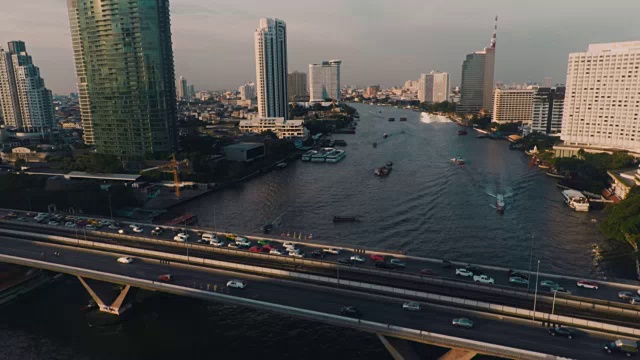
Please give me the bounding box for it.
[254,18,288,119]
[309,60,341,102]
[239,117,306,139]
[560,41,640,155]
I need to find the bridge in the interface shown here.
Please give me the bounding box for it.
[0,209,639,359]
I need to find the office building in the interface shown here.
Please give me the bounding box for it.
[561,41,640,153]
[365,85,380,98]
[67,0,178,157]
[403,80,418,92]
[188,84,195,100]
[543,77,553,88]
[287,71,307,101]
[239,117,305,139]
[0,41,54,133]
[177,76,188,100]
[309,60,341,102]
[254,18,288,119]
[532,87,565,135]
[492,88,534,124]
[458,17,497,114]
[239,83,256,101]
[418,71,450,103]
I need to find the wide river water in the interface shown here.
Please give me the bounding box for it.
[1,103,626,359]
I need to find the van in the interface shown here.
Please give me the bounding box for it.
[201,233,216,241]
[604,339,639,355]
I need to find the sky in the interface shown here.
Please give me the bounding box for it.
[1,0,640,94]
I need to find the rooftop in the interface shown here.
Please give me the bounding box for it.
[224,142,264,151]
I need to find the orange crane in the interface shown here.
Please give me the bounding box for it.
[140,154,187,198]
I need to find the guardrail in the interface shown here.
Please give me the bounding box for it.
[4,220,640,320]
[0,220,640,317]
[0,252,565,360]
[2,227,639,339]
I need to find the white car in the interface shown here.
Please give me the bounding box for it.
[117,257,133,264]
[132,226,143,233]
[85,224,97,230]
[118,229,126,234]
[48,221,60,226]
[290,251,305,258]
[350,255,365,263]
[455,268,474,277]
[174,233,188,242]
[473,275,495,284]
[228,243,239,249]
[128,224,138,229]
[226,280,246,289]
[234,236,248,243]
[64,222,77,228]
[108,224,119,230]
[402,302,421,311]
[270,249,284,255]
[201,233,216,242]
[323,248,340,254]
[211,240,224,247]
[283,242,296,249]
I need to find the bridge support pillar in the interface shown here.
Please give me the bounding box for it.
[77,276,132,315]
[376,334,420,360]
[437,348,477,360]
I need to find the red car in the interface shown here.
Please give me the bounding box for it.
[420,269,437,276]
[576,280,599,289]
[259,247,271,253]
[249,246,262,253]
[370,254,385,262]
[158,274,172,282]
[262,244,275,251]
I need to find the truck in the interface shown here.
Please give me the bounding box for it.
[604,339,638,356]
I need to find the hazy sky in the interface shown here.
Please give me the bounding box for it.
[1,0,639,94]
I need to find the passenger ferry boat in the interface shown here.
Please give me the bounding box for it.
[399,117,407,122]
[496,194,505,214]
[326,149,346,163]
[388,117,395,122]
[450,157,465,166]
[301,150,317,162]
[562,190,590,212]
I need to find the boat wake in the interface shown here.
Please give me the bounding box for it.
[420,112,450,124]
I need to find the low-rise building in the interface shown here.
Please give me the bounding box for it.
[238,117,306,139]
[224,143,265,162]
[607,167,640,200]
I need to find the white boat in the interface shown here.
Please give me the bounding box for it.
[562,190,590,212]
[301,150,317,162]
[326,149,346,163]
[496,194,505,214]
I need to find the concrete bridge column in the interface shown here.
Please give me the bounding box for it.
[376,334,420,360]
[77,276,132,315]
[437,348,477,360]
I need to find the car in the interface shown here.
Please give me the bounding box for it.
[618,291,635,300]
[249,246,262,253]
[17,217,27,222]
[132,226,143,233]
[201,233,216,242]
[576,280,599,289]
[117,257,133,264]
[310,250,325,258]
[118,229,126,234]
[370,254,385,262]
[236,239,251,247]
[338,257,351,264]
[548,327,575,339]
[237,243,251,249]
[540,280,560,288]
[174,234,188,242]
[234,236,248,244]
[473,275,495,284]
[604,339,639,355]
[226,280,246,289]
[85,224,96,230]
[269,249,283,255]
[259,247,271,253]
[228,243,239,249]
[509,276,529,286]
[442,260,452,268]
[323,248,340,255]
[340,306,361,318]
[420,269,437,276]
[629,296,640,305]
[550,286,571,295]
[283,242,296,249]
[128,224,138,229]
[455,268,473,277]
[257,239,271,245]
[402,302,421,311]
[48,221,60,226]
[262,244,275,251]
[508,270,529,280]
[108,224,119,230]
[158,274,172,282]
[151,227,164,236]
[390,259,406,268]
[375,261,394,269]
[212,240,225,247]
[7,212,17,217]
[289,251,305,258]
[64,222,77,228]
[350,255,365,263]
[452,318,474,329]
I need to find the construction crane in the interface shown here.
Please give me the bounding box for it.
[140,154,188,199]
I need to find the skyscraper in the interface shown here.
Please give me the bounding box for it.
[458,17,497,114]
[254,18,288,119]
[239,83,256,101]
[561,42,640,153]
[532,87,565,135]
[67,0,178,158]
[177,76,188,100]
[309,60,341,102]
[418,71,450,103]
[492,88,534,124]
[0,41,54,133]
[287,71,307,101]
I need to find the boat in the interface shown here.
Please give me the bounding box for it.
[525,145,539,156]
[373,142,377,148]
[386,161,393,167]
[374,165,392,177]
[383,133,388,139]
[457,130,468,136]
[388,118,395,122]
[562,190,590,212]
[496,194,505,214]
[326,149,346,163]
[301,150,317,162]
[353,113,360,118]
[311,148,334,163]
[450,157,465,166]
[399,117,407,122]
[379,110,382,113]
[538,164,550,170]
[333,216,360,223]
[275,162,287,169]
[545,169,568,179]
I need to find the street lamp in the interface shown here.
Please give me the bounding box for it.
[532,260,540,321]
[527,235,534,292]
[108,194,113,221]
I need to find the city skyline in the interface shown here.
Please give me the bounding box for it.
[3,1,640,94]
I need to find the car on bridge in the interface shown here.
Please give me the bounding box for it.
[350,255,365,263]
[630,296,640,305]
[158,274,172,282]
[375,262,394,269]
[370,254,384,262]
[420,269,437,276]
[452,318,473,329]
[540,280,560,288]
[201,233,216,242]
[151,227,164,236]
[402,302,421,312]
[390,259,406,268]
[323,248,340,255]
[235,238,251,247]
[269,249,283,255]
[310,250,325,258]
[548,327,575,339]
[473,275,494,284]
[174,233,189,242]
[249,246,262,253]
[65,222,76,228]
[550,286,571,295]
[257,239,271,245]
[227,243,239,249]
[340,306,361,318]
[576,280,599,289]
[338,258,351,264]
[509,276,529,286]
[132,226,144,233]
[618,291,635,300]
[48,220,60,226]
[508,270,529,280]
[604,339,639,356]
[226,280,246,289]
[455,268,474,277]
[117,257,134,264]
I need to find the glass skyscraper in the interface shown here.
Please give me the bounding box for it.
[67,0,178,158]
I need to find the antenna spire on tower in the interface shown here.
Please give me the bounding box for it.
[490,15,498,49]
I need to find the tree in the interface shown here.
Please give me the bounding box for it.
[600,187,640,253]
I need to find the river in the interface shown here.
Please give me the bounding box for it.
[1,103,627,359]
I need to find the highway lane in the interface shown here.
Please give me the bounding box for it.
[2,220,640,330]
[0,235,628,359]
[2,211,639,308]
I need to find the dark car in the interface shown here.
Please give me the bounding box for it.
[508,270,529,280]
[548,327,575,339]
[467,266,482,275]
[151,227,164,236]
[442,260,452,268]
[340,306,361,318]
[310,250,325,258]
[375,262,394,269]
[338,258,351,264]
[420,269,438,276]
